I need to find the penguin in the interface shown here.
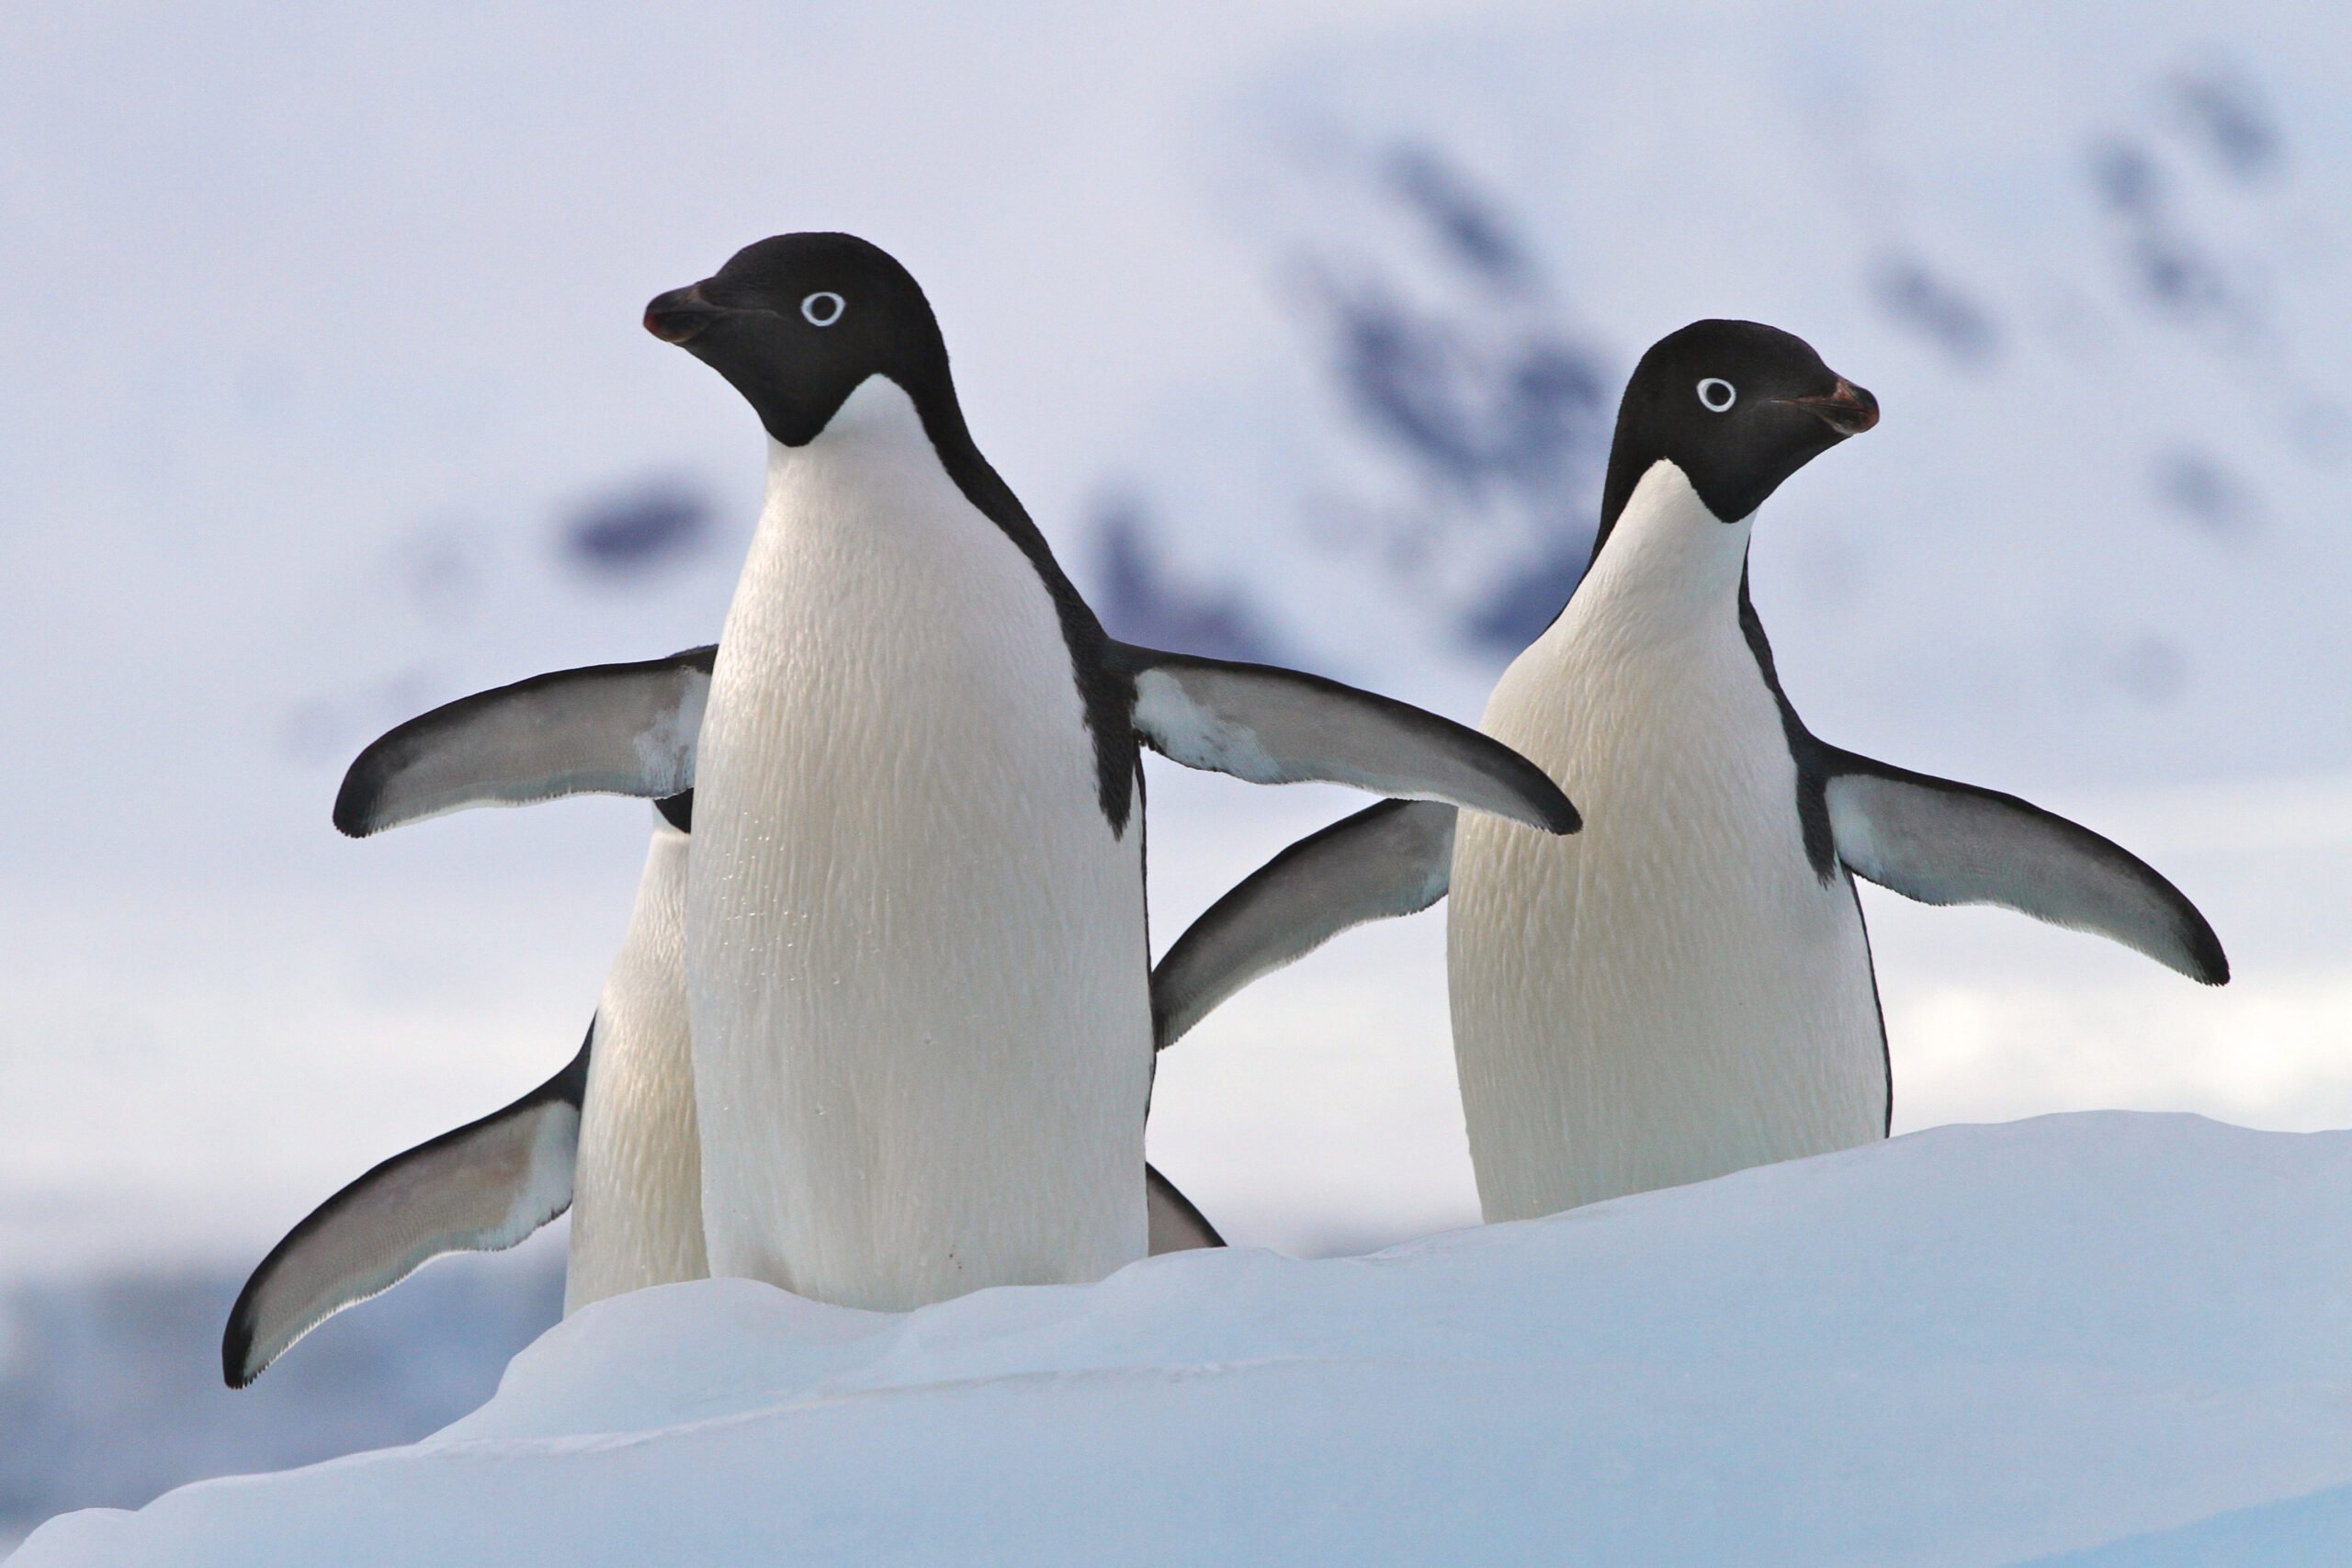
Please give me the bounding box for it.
[220,799,703,1387]
[329,231,1575,1312]
[564,798,707,1315]
[1148,320,2228,1223]
[224,795,1225,1386]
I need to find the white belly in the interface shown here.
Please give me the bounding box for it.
[687,378,1150,1310]
[566,820,708,1313]
[1449,465,1885,1222]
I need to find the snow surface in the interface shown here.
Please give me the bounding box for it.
[17,1112,2352,1567]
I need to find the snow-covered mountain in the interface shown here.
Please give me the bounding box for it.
[1088,14,2352,785]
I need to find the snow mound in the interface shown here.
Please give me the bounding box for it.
[17,1112,2352,1566]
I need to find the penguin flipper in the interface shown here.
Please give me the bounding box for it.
[1151,799,1457,1050]
[335,647,717,837]
[1111,644,1578,834]
[1145,1164,1225,1252]
[1824,752,2229,985]
[221,1035,590,1388]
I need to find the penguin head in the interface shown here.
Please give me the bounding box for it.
[644,233,953,446]
[1599,320,1877,531]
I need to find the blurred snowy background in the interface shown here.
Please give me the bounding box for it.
[2,0,2346,1545]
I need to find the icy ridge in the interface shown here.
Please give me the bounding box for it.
[16,1112,2352,1567]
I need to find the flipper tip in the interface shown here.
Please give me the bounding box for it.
[1499,748,1579,836]
[220,1314,259,1390]
[332,768,383,839]
[1541,791,1583,836]
[2190,931,2230,987]
[1509,773,1579,835]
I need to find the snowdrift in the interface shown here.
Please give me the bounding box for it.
[17,1112,2352,1566]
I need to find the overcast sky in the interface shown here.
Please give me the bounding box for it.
[1,0,2346,1269]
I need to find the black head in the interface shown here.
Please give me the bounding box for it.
[1596,320,1877,539]
[644,233,954,446]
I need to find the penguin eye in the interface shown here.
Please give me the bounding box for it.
[1696,378,1736,412]
[800,291,845,328]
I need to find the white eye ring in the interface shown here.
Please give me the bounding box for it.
[800,291,845,327]
[1697,378,1736,412]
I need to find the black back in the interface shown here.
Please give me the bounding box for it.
[646,233,1137,832]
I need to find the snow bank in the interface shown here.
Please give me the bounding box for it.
[17,1112,2352,1566]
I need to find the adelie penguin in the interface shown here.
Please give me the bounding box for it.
[1151,320,2228,1223]
[221,802,703,1387]
[332,231,1577,1313]
[223,798,1224,1386]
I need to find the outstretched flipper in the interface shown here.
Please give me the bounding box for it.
[1823,750,2228,985]
[1110,644,1578,835]
[342,641,1573,838]
[1152,799,1457,1050]
[1145,1164,1224,1251]
[221,1034,591,1388]
[334,647,717,837]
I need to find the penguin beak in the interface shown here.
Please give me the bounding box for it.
[1780,378,1879,436]
[644,284,727,345]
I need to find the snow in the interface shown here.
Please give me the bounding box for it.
[18,1111,2352,1566]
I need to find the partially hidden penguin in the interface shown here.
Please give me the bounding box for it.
[326,231,1579,1313]
[220,799,703,1387]
[222,794,1224,1387]
[1148,320,2228,1223]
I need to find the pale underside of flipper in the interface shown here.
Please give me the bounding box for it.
[1110,644,1577,835]
[334,647,716,837]
[336,643,1577,839]
[1822,750,2229,985]
[221,1032,591,1388]
[1152,799,1458,1051]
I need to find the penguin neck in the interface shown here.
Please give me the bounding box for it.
[754,373,1053,566]
[1549,458,1753,655]
[742,373,1136,835]
[758,374,948,517]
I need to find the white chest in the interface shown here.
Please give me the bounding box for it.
[1449,463,1885,1221]
[684,378,1150,1310]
